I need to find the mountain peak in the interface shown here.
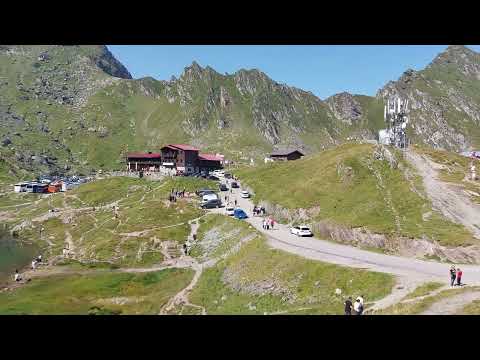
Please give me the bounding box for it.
[428,45,480,73]
[91,46,132,79]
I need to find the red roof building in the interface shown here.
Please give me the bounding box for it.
[127,152,162,159]
[169,144,200,151]
[198,153,223,161]
[126,152,162,172]
[126,145,224,174]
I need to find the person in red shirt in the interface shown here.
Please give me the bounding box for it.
[456,268,463,286]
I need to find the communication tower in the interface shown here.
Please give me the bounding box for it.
[379,97,410,149]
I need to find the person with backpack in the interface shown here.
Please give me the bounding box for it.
[450,265,457,287]
[344,297,353,315]
[456,268,463,286]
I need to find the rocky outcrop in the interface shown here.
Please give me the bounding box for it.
[326,92,363,124]
[89,45,132,79]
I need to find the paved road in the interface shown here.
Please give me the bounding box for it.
[214,181,480,285]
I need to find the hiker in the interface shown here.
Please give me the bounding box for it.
[36,255,42,263]
[353,298,363,315]
[456,268,463,286]
[262,219,266,229]
[234,199,237,206]
[357,295,364,310]
[266,221,270,230]
[344,297,353,315]
[193,233,197,242]
[14,269,21,282]
[270,218,275,230]
[450,265,457,287]
[183,188,186,197]
[261,207,265,216]
[183,244,187,255]
[31,260,36,270]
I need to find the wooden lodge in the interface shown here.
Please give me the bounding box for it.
[269,149,304,161]
[126,152,162,172]
[127,144,224,174]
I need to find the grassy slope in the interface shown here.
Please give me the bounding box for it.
[402,282,444,300]
[189,216,394,315]
[0,268,193,315]
[376,286,480,315]
[235,143,473,246]
[5,176,216,267]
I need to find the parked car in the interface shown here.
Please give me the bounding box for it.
[231,181,239,188]
[240,190,250,198]
[219,183,228,191]
[201,198,222,209]
[196,189,215,197]
[224,173,232,179]
[234,208,248,219]
[208,175,220,181]
[225,206,235,216]
[202,193,219,202]
[290,225,313,237]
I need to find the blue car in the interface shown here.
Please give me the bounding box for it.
[234,208,248,219]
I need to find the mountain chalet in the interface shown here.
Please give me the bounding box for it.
[126,144,224,174]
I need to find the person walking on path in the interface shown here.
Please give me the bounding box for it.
[262,219,266,230]
[456,268,463,286]
[344,297,353,315]
[270,218,275,230]
[353,298,363,315]
[31,260,36,270]
[450,265,457,287]
[234,199,237,206]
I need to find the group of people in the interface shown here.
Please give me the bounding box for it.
[253,206,266,216]
[450,265,463,287]
[262,218,275,230]
[168,188,186,202]
[14,254,43,282]
[344,295,364,315]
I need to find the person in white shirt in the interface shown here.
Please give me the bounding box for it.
[14,270,21,282]
[357,295,364,306]
[31,260,36,270]
[353,299,364,315]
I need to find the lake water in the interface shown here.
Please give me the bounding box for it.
[0,231,37,286]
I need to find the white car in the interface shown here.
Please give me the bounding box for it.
[240,190,250,198]
[225,206,235,216]
[290,225,313,237]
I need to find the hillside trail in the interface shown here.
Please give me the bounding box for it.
[216,178,480,312]
[419,289,480,315]
[405,149,480,239]
[159,218,206,315]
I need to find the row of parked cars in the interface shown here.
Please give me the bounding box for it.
[13,175,90,194]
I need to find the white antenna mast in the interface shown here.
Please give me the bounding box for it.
[379,95,410,149]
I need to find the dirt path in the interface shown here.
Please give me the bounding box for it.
[405,149,480,239]
[419,289,480,315]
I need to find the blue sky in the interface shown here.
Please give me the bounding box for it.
[108,45,480,100]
